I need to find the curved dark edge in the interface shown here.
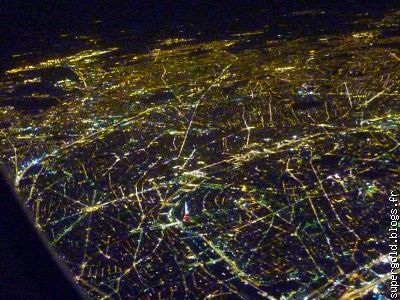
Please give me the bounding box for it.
[0,166,86,299]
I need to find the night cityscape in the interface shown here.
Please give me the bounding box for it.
[0,1,399,299]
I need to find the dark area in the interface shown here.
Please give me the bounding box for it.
[0,168,84,299]
[1,1,399,71]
